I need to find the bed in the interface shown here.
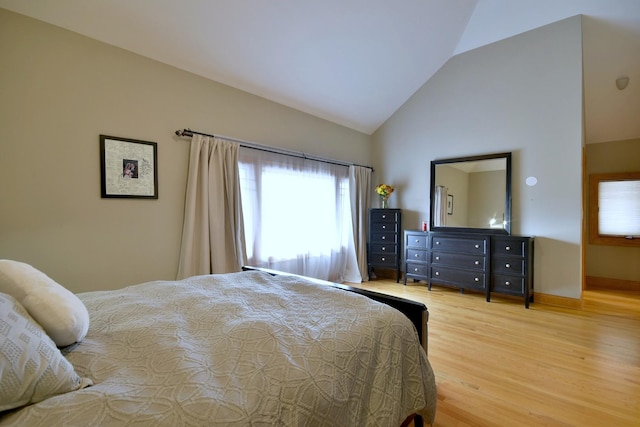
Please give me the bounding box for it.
[0,262,436,426]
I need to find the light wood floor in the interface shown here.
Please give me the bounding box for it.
[347,279,640,427]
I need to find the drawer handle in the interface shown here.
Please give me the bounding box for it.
[382,225,386,229]
[474,260,479,265]
[505,263,511,268]
[381,257,386,261]
[382,214,386,219]
[505,281,511,286]
[382,236,386,240]
[474,244,480,249]
[414,267,419,272]
[435,256,440,260]
[382,247,386,251]
[435,241,440,245]
[505,246,511,251]
[415,239,420,243]
[435,271,440,276]
[474,277,480,282]
[414,254,420,258]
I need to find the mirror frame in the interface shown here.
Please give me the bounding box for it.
[430,152,512,235]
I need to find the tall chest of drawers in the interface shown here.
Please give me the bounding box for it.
[404,230,534,308]
[368,209,402,282]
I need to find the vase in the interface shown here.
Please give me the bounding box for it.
[381,198,389,209]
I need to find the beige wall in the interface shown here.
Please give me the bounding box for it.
[372,17,584,298]
[585,138,640,281]
[432,167,505,229]
[5,9,631,299]
[434,165,468,227]
[0,9,372,292]
[468,170,506,229]
[582,17,640,144]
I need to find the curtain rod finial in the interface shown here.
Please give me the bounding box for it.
[175,129,194,137]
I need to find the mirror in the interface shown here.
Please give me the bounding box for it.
[430,152,511,234]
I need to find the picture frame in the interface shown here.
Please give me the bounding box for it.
[447,194,454,215]
[100,135,158,199]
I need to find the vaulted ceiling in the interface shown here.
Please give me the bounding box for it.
[1,0,639,139]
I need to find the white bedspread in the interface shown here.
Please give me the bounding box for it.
[1,270,436,426]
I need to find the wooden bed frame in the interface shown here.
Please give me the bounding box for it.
[242,266,429,356]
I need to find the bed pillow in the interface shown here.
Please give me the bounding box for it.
[0,292,93,411]
[0,260,89,347]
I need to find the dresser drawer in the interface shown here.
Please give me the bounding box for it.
[405,233,428,249]
[369,253,398,266]
[491,274,525,296]
[432,251,486,271]
[430,266,486,290]
[431,236,487,255]
[370,210,399,223]
[407,248,428,262]
[492,257,525,275]
[371,232,398,244]
[406,262,429,277]
[371,221,398,233]
[370,242,397,254]
[492,238,526,256]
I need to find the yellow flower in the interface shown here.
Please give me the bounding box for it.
[375,184,394,199]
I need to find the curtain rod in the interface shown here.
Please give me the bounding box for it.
[175,128,373,171]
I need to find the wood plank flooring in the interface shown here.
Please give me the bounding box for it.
[347,280,640,426]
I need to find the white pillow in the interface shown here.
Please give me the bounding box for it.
[0,292,93,411]
[0,260,90,347]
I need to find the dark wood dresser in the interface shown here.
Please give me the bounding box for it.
[368,209,402,282]
[404,230,534,308]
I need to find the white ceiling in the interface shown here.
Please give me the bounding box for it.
[1,0,639,136]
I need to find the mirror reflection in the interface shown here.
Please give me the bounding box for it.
[430,153,511,234]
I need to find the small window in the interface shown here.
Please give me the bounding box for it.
[589,172,640,247]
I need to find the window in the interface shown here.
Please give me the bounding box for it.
[589,172,640,247]
[238,147,355,282]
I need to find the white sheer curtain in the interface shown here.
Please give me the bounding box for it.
[177,135,246,279]
[238,147,356,282]
[433,185,448,227]
[348,165,372,282]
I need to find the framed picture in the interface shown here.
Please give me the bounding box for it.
[100,135,158,199]
[447,194,454,215]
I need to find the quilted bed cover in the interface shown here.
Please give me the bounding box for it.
[1,270,436,426]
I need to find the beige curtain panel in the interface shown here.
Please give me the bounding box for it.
[349,165,372,282]
[177,135,246,279]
